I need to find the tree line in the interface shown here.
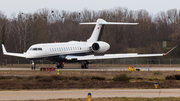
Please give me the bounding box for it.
[0,7,180,61]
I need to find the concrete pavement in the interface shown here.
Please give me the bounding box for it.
[1,67,180,71]
[0,89,180,100]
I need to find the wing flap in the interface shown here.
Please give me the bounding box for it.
[76,54,164,60]
[66,53,164,61]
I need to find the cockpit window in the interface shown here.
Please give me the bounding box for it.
[32,48,37,50]
[31,48,42,51]
[38,48,42,50]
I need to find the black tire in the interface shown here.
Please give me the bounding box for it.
[61,64,64,69]
[84,64,88,69]
[81,65,84,69]
[81,62,84,69]
[136,69,140,71]
[57,63,60,69]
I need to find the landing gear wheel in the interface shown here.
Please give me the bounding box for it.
[57,63,60,69]
[81,61,88,69]
[57,62,64,69]
[61,63,64,69]
[81,63,84,69]
[84,63,88,69]
[31,61,36,70]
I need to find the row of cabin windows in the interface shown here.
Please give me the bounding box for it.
[29,48,42,51]
[50,46,82,52]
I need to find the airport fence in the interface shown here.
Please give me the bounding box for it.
[1,58,180,67]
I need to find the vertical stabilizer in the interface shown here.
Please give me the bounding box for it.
[87,19,106,42]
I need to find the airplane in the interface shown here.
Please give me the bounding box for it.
[2,18,178,70]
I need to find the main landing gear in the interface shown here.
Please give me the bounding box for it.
[31,60,36,70]
[81,61,89,69]
[57,62,64,69]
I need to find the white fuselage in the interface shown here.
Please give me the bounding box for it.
[25,41,110,60]
[26,41,90,59]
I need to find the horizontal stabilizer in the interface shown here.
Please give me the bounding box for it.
[79,22,97,25]
[81,18,139,42]
[80,22,138,25]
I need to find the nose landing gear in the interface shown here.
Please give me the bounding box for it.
[31,60,36,70]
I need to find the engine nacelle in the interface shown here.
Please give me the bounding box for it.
[91,41,110,53]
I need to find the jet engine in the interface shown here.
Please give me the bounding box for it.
[91,41,110,53]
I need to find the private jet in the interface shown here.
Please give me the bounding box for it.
[2,19,177,69]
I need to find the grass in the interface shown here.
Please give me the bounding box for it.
[0,70,178,81]
[113,74,130,81]
[0,71,180,90]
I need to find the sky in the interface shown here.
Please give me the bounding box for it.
[0,0,180,18]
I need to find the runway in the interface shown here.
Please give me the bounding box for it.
[1,89,180,100]
[1,67,180,71]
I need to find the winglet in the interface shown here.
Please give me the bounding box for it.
[2,44,26,58]
[164,45,178,55]
[2,44,7,54]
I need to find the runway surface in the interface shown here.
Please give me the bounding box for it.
[1,67,180,71]
[1,89,180,100]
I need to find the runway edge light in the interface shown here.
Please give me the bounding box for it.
[154,82,158,88]
[87,93,92,101]
[57,70,59,75]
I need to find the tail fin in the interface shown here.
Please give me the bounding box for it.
[80,19,138,42]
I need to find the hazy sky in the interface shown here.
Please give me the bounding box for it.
[0,0,180,17]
